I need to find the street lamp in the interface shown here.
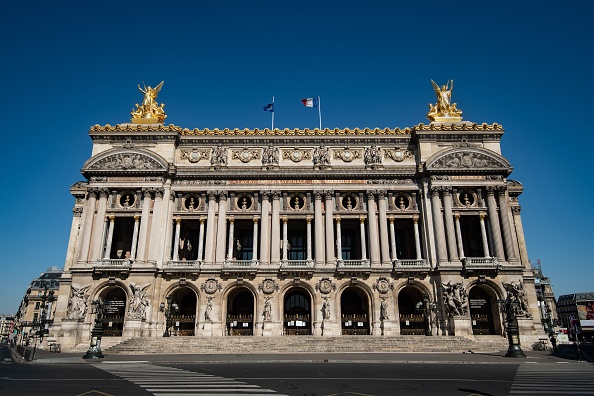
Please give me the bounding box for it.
[498,296,527,358]
[83,299,106,359]
[160,297,178,337]
[31,284,54,361]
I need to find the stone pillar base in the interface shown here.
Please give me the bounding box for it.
[201,322,213,336]
[452,315,473,337]
[379,320,394,336]
[123,319,143,338]
[321,321,333,336]
[262,321,273,336]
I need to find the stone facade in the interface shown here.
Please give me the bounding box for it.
[50,96,546,350]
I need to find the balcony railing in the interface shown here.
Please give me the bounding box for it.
[337,259,371,268]
[224,259,258,269]
[281,260,314,268]
[463,257,499,267]
[393,259,429,268]
[165,260,202,269]
[94,259,132,268]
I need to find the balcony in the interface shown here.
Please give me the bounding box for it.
[163,260,202,276]
[393,259,430,274]
[336,259,371,275]
[93,259,131,277]
[279,259,314,275]
[462,257,500,274]
[222,259,259,276]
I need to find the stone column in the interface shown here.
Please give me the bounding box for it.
[77,189,97,263]
[389,217,397,261]
[479,213,490,257]
[135,188,152,262]
[442,188,459,262]
[252,217,259,262]
[148,188,164,262]
[497,186,516,263]
[377,190,391,265]
[204,191,218,265]
[197,217,205,262]
[454,212,465,259]
[103,216,115,259]
[511,206,530,268]
[130,215,140,260]
[429,187,448,263]
[335,217,343,262]
[314,190,325,266]
[172,218,181,260]
[227,217,235,260]
[324,190,335,264]
[90,189,109,261]
[486,187,505,261]
[259,191,271,265]
[65,206,84,270]
[413,216,422,260]
[158,183,174,267]
[99,216,108,259]
[306,217,313,262]
[366,191,381,266]
[282,217,288,261]
[270,191,281,265]
[359,216,368,261]
[215,192,228,265]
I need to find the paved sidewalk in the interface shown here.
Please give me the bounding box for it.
[12,345,593,365]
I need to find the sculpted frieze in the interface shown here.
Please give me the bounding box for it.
[384,147,413,162]
[180,148,210,163]
[282,148,312,163]
[88,153,164,171]
[426,147,510,172]
[333,148,361,163]
[231,148,261,163]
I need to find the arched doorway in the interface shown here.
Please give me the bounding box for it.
[165,287,197,336]
[398,287,427,335]
[99,286,127,337]
[340,287,370,335]
[226,288,254,336]
[284,289,311,335]
[469,285,501,335]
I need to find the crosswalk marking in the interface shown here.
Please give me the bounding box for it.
[95,362,287,395]
[510,363,594,395]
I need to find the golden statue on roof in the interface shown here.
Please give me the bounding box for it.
[131,81,167,124]
[427,79,463,122]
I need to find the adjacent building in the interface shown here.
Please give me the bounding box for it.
[557,292,594,341]
[50,81,546,350]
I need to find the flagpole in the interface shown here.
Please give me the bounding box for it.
[318,96,322,130]
[271,96,275,130]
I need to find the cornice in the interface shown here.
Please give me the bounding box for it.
[90,124,182,133]
[181,127,412,136]
[413,122,503,131]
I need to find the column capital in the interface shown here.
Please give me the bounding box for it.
[141,187,153,198]
[511,206,522,215]
[259,190,271,199]
[323,190,334,200]
[366,189,376,200]
[429,186,441,197]
[413,216,419,224]
[454,212,460,220]
[154,188,165,198]
[134,215,141,221]
[200,216,206,223]
[228,216,234,224]
[218,190,228,200]
[496,185,508,194]
[479,212,487,220]
[313,189,324,200]
[72,207,83,217]
[282,216,288,223]
[253,216,260,223]
[335,216,341,223]
[175,217,182,225]
[441,186,453,195]
[360,215,366,224]
[485,185,496,195]
[207,190,218,200]
[271,190,282,200]
[109,215,116,222]
[306,216,313,223]
[376,189,387,199]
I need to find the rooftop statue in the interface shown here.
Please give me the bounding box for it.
[427,79,463,122]
[131,81,167,124]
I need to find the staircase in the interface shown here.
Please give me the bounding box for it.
[69,336,130,353]
[103,335,509,355]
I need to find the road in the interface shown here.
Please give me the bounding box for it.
[2,345,594,395]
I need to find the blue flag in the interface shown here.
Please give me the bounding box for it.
[263,103,274,112]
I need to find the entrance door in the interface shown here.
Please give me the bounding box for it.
[398,287,427,335]
[100,287,126,337]
[469,285,498,335]
[226,289,254,336]
[284,289,311,335]
[167,287,197,336]
[340,288,370,335]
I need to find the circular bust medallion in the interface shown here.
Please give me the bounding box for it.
[203,278,219,294]
[189,150,201,163]
[261,279,276,294]
[318,278,333,294]
[376,278,390,294]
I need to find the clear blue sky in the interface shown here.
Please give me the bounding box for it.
[1,1,592,314]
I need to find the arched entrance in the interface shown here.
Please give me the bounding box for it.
[340,287,370,335]
[226,288,254,336]
[398,286,427,335]
[165,287,197,336]
[283,288,311,335]
[99,286,127,337]
[469,285,501,335]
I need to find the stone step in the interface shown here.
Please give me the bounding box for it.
[103,335,509,354]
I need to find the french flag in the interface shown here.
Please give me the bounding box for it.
[301,97,318,108]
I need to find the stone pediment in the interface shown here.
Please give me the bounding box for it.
[425,146,511,175]
[82,148,169,175]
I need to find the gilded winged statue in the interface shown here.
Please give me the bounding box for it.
[131,81,167,123]
[427,79,463,121]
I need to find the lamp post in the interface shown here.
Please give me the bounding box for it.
[160,297,178,337]
[498,296,526,358]
[83,299,105,359]
[31,284,54,361]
